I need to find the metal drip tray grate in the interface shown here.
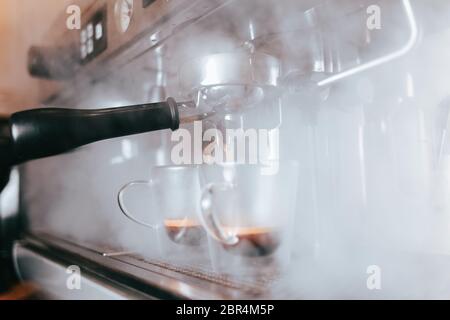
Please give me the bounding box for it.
[119,254,280,295]
[25,233,280,299]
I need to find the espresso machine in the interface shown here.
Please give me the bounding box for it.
[4,0,450,299]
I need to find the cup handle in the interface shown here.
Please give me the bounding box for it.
[199,183,239,246]
[118,180,158,229]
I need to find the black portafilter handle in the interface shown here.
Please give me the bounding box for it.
[9,98,180,164]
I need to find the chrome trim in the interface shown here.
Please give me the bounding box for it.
[317,0,419,87]
[14,234,268,299]
[13,242,149,300]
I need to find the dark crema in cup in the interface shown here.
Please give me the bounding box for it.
[164,219,205,246]
[222,227,281,257]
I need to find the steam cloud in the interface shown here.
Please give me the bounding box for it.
[20,0,450,299]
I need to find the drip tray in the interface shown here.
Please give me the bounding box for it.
[115,255,279,296]
[17,233,280,299]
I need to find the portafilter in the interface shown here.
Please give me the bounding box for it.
[7,52,281,165]
[179,51,281,113]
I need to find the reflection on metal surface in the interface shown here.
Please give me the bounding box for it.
[14,243,140,300]
[102,251,135,257]
[16,234,278,299]
[0,169,19,220]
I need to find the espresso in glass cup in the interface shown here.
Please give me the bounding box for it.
[118,165,205,247]
[198,161,299,275]
[164,218,205,246]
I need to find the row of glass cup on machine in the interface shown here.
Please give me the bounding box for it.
[117,161,299,274]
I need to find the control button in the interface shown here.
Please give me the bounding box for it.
[87,39,94,54]
[80,29,87,44]
[87,23,94,38]
[95,23,103,40]
[81,44,87,59]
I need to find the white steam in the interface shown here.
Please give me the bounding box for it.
[20,0,450,299]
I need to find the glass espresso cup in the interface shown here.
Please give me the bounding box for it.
[199,161,299,274]
[118,165,205,247]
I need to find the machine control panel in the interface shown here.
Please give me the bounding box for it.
[80,7,108,64]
